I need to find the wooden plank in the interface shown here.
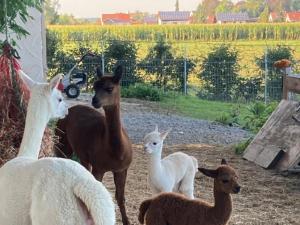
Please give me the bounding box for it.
[254,145,284,169]
[243,100,300,172]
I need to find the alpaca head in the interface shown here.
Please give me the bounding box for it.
[143,125,171,154]
[199,159,241,194]
[19,72,68,119]
[46,74,69,119]
[92,65,122,109]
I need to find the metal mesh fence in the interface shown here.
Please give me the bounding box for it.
[46,38,300,103]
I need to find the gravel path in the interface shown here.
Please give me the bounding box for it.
[122,111,250,145]
[69,94,251,146]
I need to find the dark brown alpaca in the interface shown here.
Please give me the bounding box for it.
[55,65,132,225]
[138,159,241,225]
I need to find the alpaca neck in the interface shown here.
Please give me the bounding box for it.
[148,147,163,178]
[18,95,49,158]
[211,181,232,225]
[103,103,122,148]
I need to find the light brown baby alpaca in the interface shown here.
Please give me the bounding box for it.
[138,159,240,225]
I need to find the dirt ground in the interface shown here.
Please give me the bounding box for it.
[102,144,300,225]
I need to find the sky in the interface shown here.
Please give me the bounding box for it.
[57,0,201,18]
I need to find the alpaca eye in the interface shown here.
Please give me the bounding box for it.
[58,98,62,102]
[153,142,157,145]
[222,179,229,183]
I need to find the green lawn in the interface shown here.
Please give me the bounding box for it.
[160,94,251,125]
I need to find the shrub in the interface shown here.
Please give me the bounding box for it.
[198,44,239,101]
[104,39,138,87]
[140,35,195,91]
[215,104,240,126]
[121,83,162,101]
[256,45,295,100]
[244,101,277,133]
[234,138,253,155]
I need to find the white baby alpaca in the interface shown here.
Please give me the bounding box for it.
[143,126,198,199]
[0,72,115,225]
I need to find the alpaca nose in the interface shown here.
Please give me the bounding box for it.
[234,185,241,193]
[92,96,100,108]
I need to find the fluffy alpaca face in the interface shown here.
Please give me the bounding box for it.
[92,65,122,109]
[143,126,170,154]
[199,159,241,194]
[216,165,240,194]
[143,132,164,154]
[49,87,68,119]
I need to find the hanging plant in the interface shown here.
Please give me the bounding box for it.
[0,0,53,166]
[0,0,43,43]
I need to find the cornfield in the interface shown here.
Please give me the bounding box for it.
[48,23,300,42]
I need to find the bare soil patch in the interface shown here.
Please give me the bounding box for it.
[102,144,300,225]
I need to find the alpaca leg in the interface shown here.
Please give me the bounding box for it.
[179,171,196,199]
[113,170,130,225]
[92,169,105,182]
[54,123,73,158]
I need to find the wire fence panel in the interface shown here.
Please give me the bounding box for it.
[46,38,300,104]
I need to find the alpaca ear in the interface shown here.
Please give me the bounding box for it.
[221,159,228,165]
[112,65,123,83]
[160,128,171,140]
[154,124,158,132]
[198,168,218,178]
[49,74,63,91]
[96,67,103,79]
[18,70,37,89]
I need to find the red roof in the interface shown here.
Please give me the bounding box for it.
[286,12,300,22]
[102,13,130,24]
[206,15,216,24]
[269,12,279,20]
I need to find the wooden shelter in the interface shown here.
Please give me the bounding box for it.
[244,64,300,172]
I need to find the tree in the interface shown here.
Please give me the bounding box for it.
[57,14,78,25]
[198,45,239,101]
[141,36,194,91]
[245,0,265,18]
[256,45,294,100]
[44,0,60,25]
[194,0,220,23]
[175,0,179,11]
[215,0,234,13]
[292,0,300,10]
[259,5,270,22]
[0,0,43,41]
[104,40,138,86]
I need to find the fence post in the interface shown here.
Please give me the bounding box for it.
[264,48,268,104]
[101,40,105,74]
[183,58,187,95]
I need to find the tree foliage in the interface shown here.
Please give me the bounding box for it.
[104,40,138,86]
[44,0,60,25]
[0,0,42,41]
[198,44,239,101]
[141,35,194,91]
[256,45,295,100]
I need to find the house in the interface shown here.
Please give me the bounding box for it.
[216,12,250,24]
[269,12,280,22]
[100,13,131,25]
[143,15,158,24]
[206,15,216,24]
[285,11,300,22]
[157,11,193,25]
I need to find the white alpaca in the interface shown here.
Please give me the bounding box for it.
[143,126,198,199]
[0,72,115,225]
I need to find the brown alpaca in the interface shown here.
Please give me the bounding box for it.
[138,159,240,225]
[55,65,132,225]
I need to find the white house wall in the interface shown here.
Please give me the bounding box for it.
[0,8,46,82]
